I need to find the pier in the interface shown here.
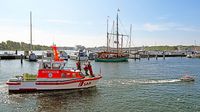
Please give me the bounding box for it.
[128,50,186,60]
[0,54,42,60]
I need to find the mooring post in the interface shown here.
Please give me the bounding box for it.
[156,54,158,60]
[20,54,23,64]
[163,51,165,60]
[139,55,141,60]
[15,50,18,55]
[134,54,136,61]
[148,54,150,60]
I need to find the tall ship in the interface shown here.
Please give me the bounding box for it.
[6,45,102,92]
[95,10,131,62]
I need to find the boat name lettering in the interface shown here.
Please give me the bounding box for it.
[83,82,91,86]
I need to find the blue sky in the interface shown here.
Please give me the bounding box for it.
[0,0,200,47]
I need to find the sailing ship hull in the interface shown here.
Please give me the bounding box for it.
[7,76,102,92]
[95,57,128,62]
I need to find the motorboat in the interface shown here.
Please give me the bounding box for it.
[6,46,102,93]
[180,75,195,82]
[69,50,88,61]
[88,52,96,60]
[29,52,37,62]
[59,50,68,61]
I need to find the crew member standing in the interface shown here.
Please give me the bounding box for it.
[76,60,81,71]
[88,62,95,77]
[84,62,89,76]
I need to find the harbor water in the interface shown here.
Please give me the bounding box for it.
[0,57,200,112]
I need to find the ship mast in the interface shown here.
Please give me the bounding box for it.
[116,9,120,57]
[129,24,132,55]
[106,16,109,52]
[112,21,115,49]
[30,11,33,51]
[121,36,123,53]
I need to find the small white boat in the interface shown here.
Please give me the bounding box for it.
[180,75,195,82]
[186,54,192,58]
[59,50,68,60]
[88,52,96,60]
[29,52,37,62]
[70,50,88,61]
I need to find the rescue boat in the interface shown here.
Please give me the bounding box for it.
[6,46,102,92]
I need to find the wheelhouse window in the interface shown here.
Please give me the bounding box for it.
[52,63,61,69]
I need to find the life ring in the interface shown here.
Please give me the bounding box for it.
[48,73,53,78]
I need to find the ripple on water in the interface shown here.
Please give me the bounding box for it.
[99,78,182,88]
[0,58,200,112]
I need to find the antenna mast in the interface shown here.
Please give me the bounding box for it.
[30,11,33,51]
[129,24,132,55]
[106,16,109,52]
[116,9,120,57]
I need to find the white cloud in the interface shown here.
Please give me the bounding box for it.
[0,25,29,42]
[0,24,105,47]
[0,25,55,46]
[47,19,93,25]
[143,22,200,32]
[156,15,171,20]
[47,19,78,24]
[143,23,154,31]
[143,23,165,32]
[176,27,199,32]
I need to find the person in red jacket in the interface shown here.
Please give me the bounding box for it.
[83,63,89,76]
[76,61,81,71]
[88,62,95,77]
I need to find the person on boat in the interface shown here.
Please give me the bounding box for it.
[83,62,89,76]
[43,63,46,69]
[46,63,51,69]
[43,63,50,69]
[76,60,81,71]
[88,61,95,77]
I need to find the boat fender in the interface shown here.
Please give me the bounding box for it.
[61,73,66,78]
[72,73,76,78]
[9,78,19,82]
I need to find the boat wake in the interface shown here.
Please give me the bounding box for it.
[0,82,6,88]
[102,79,182,86]
[138,79,181,84]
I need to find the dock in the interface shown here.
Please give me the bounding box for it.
[139,54,186,58]
[0,54,42,60]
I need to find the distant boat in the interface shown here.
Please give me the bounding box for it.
[88,52,96,60]
[95,10,129,62]
[186,54,192,58]
[186,53,200,58]
[29,52,37,62]
[59,50,68,61]
[180,75,195,82]
[70,50,88,61]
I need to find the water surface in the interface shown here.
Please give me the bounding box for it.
[0,58,199,112]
